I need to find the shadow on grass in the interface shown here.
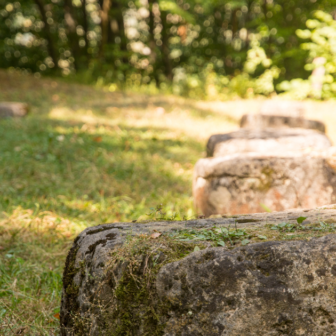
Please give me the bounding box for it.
[0,116,202,223]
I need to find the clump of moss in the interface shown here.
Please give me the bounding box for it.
[61,245,80,334]
[71,235,205,335]
[257,167,274,191]
[109,236,204,335]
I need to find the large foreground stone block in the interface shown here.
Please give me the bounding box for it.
[157,236,336,335]
[193,153,336,216]
[60,205,336,335]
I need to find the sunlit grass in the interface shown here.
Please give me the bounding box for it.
[0,209,83,335]
[1,69,336,334]
[0,70,239,334]
[0,116,200,223]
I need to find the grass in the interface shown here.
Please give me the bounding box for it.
[0,70,238,335]
[0,69,336,334]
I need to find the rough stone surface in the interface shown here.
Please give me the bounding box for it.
[193,153,336,216]
[240,114,326,133]
[60,205,336,335]
[260,100,305,117]
[0,102,28,118]
[206,129,331,158]
[157,235,336,335]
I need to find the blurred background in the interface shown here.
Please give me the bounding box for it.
[2,0,336,99]
[2,0,336,334]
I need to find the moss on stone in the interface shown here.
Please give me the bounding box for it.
[70,236,205,335]
[257,167,274,191]
[62,218,336,335]
[60,245,81,335]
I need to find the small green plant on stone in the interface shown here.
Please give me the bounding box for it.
[169,225,250,247]
[270,216,336,233]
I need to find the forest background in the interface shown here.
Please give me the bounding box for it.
[2,0,336,99]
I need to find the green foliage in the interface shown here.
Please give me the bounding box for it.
[279,10,336,99]
[2,0,336,98]
[296,216,307,224]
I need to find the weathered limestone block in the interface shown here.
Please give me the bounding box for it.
[157,235,336,335]
[206,129,331,158]
[260,100,305,117]
[193,153,336,216]
[240,114,326,133]
[60,205,336,335]
[0,102,29,118]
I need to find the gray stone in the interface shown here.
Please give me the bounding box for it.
[206,129,331,158]
[240,114,326,133]
[157,235,336,335]
[260,100,305,117]
[0,102,28,118]
[60,205,336,335]
[193,153,336,216]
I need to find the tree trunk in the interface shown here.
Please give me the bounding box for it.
[33,0,59,69]
[107,17,116,43]
[81,0,90,58]
[99,0,112,58]
[64,0,81,70]
[160,10,172,81]
[148,0,159,86]
[113,0,128,64]
[244,0,253,52]
[263,0,268,20]
[232,9,238,37]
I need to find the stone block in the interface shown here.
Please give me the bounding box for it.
[193,153,336,216]
[260,100,305,117]
[60,205,336,335]
[206,129,331,158]
[0,102,29,118]
[240,114,326,133]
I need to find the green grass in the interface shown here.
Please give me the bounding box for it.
[0,70,238,335]
[1,70,336,334]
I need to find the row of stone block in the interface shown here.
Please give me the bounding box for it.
[194,109,335,216]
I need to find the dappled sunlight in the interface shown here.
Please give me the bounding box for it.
[2,0,336,332]
[0,111,200,224]
[0,207,84,245]
[48,98,239,141]
[2,71,336,334]
[0,208,79,335]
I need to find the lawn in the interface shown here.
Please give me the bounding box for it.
[1,70,336,335]
[0,70,238,335]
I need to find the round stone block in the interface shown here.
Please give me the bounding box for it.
[193,153,336,216]
[240,114,326,133]
[206,129,331,158]
[0,102,29,118]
